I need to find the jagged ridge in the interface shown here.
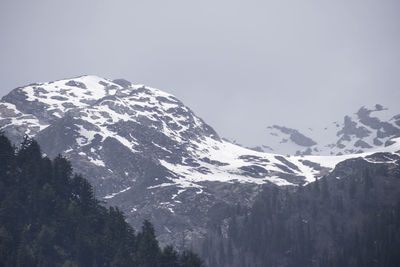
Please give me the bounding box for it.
[262,104,400,156]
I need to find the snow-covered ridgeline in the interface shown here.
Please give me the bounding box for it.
[1,75,400,197]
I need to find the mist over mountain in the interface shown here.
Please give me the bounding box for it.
[1,1,400,266]
[1,75,400,266]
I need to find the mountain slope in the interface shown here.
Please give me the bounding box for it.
[0,75,330,192]
[201,151,400,267]
[1,75,399,249]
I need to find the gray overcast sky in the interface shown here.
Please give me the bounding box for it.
[1,0,399,146]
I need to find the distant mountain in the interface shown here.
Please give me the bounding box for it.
[1,75,399,250]
[262,104,400,156]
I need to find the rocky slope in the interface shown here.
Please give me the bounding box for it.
[262,104,400,156]
[1,75,399,249]
[201,151,400,267]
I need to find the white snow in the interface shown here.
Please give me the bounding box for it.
[88,157,106,167]
[104,186,131,199]
[158,134,400,189]
[0,102,49,135]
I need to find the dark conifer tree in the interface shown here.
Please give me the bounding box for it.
[160,245,179,267]
[179,250,204,267]
[136,219,161,267]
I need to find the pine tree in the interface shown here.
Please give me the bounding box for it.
[136,220,161,267]
[160,245,179,267]
[179,250,204,267]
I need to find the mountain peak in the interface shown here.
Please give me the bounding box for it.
[0,75,338,193]
[262,104,400,156]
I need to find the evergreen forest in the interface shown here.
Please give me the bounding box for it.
[0,133,203,267]
[202,156,400,267]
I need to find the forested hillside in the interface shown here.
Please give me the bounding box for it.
[0,133,203,267]
[202,154,400,267]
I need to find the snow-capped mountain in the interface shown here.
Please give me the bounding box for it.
[0,75,332,192]
[262,104,400,156]
[1,75,399,248]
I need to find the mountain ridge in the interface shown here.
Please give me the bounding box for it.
[1,75,399,249]
[260,104,400,156]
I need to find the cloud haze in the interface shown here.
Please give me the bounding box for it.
[1,0,399,146]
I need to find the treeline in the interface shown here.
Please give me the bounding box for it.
[0,133,203,267]
[202,157,400,267]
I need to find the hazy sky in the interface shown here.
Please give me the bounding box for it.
[1,0,399,146]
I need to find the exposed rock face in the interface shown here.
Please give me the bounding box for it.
[270,125,317,147]
[337,115,371,139]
